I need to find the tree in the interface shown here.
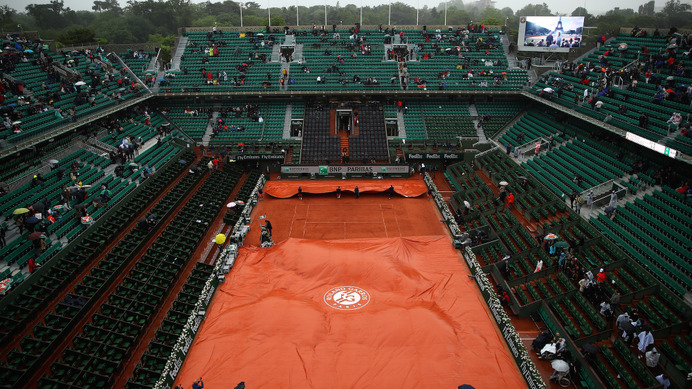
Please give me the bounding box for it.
[571,7,593,24]
[58,27,96,44]
[516,3,552,17]
[638,1,655,15]
[661,0,691,16]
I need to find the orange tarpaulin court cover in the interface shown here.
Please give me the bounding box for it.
[263,179,428,198]
[174,236,526,388]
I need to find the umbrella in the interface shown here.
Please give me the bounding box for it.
[499,181,509,186]
[28,231,44,240]
[49,159,59,164]
[52,204,65,210]
[542,87,554,94]
[14,79,24,85]
[545,233,559,240]
[620,321,636,334]
[75,81,86,86]
[25,216,39,224]
[641,323,652,332]
[11,120,21,125]
[178,160,187,164]
[24,49,34,53]
[73,203,86,209]
[31,202,45,212]
[129,162,138,166]
[458,386,476,389]
[190,165,199,172]
[157,78,165,82]
[227,202,237,208]
[582,344,599,355]
[551,359,570,373]
[161,122,171,127]
[12,208,30,215]
[517,176,528,180]
[554,241,570,248]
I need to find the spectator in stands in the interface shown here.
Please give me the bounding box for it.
[616,312,630,336]
[638,113,649,128]
[645,347,660,367]
[637,328,654,353]
[506,192,514,209]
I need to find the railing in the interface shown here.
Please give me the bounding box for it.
[158,112,197,145]
[109,52,152,94]
[0,92,153,158]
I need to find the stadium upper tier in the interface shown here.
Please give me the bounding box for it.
[0,39,146,147]
[530,33,692,154]
[159,28,528,92]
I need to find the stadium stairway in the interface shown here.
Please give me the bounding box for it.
[169,36,188,72]
[0,150,197,388]
[201,112,218,147]
[282,104,293,139]
[396,109,407,138]
[27,156,215,388]
[114,166,248,387]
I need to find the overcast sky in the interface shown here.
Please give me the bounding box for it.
[6,0,659,18]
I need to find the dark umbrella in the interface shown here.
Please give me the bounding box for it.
[458,385,476,389]
[582,344,599,355]
[190,165,199,172]
[28,231,43,240]
[641,323,652,332]
[25,216,39,225]
[517,176,528,180]
[178,160,187,164]
[620,321,636,334]
[74,203,86,209]
[14,79,24,85]
[31,202,45,212]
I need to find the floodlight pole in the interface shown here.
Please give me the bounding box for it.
[416,0,419,26]
[268,0,271,27]
[296,1,299,26]
[240,3,243,27]
[444,1,447,26]
[324,0,327,26]
[388,2,391,26]
[360,0,363,26]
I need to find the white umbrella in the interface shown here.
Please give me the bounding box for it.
[12,121,21,125]
[49,159,59,164]
[226,202,237,208]
[499,181,509,186]
[551,359,569,373]
[75,81,87,86]
[542,87,554,94]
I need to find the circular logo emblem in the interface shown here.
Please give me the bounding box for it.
[324,286,370,311]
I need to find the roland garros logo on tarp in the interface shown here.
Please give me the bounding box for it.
[324,286,370,310]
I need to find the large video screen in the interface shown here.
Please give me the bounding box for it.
[517,16,584,53]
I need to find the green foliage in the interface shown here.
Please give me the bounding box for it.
[482,17,502,26]
[57,27,95,45]
[638,1,655,16]
[148,33,175,62]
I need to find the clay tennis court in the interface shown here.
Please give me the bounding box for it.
[173,180,526,388]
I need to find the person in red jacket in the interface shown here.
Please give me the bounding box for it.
[506,192,515,209]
